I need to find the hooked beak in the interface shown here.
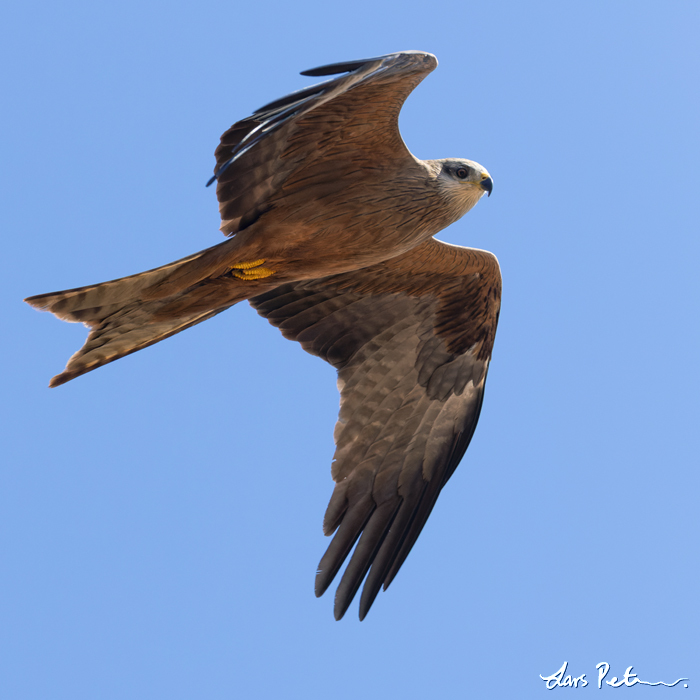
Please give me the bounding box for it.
[480,175,493,197]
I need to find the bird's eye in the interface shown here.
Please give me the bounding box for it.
[456,167,469,179]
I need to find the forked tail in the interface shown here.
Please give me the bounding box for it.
[25,246,241,387]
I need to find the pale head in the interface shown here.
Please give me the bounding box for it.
[429,157,493,222]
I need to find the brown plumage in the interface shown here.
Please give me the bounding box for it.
[25,51,501,620]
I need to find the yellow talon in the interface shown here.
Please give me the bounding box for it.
[227,259,275,281]
[231,267,275,280]
[229,259,267,270]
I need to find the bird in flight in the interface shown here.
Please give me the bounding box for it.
[25,51,501,620]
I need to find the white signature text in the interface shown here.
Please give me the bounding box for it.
[540,661,688,689]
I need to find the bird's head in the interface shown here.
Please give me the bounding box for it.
[432,158,493,220]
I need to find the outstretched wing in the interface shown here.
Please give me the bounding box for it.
[211,51,437,235]
[250,237,501,620]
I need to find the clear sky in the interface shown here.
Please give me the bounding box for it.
[2,1,698,698]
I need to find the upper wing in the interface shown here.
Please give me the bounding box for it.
[211,51,437,235]
[250,237,501,619]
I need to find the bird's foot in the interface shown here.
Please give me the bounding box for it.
[228,259,275,280]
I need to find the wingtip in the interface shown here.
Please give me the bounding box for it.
[314,573,329,599]
[333,595,352,621]
[300,54,384,78]
[315,560,339,599]
[300,51,436,78]
[358,584,381,621]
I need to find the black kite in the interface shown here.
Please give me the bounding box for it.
[26,51,501,620]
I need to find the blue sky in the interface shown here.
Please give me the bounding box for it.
[2,1,698,698]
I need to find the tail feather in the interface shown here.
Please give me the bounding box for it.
[25,249,207,323]
[25,248,235,387]
[45,304,227,387]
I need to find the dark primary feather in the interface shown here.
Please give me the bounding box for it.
[300,55,391,77]
[250,238,501,619]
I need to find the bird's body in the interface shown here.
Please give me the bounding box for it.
[149,155,487,314]
[26,51,501,620]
